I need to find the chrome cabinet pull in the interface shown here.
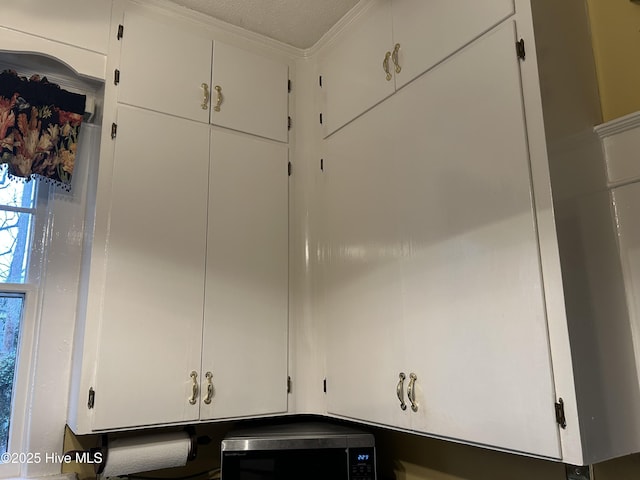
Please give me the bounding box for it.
[392,43,401,74]
[203,371,214,405]
[214,85,223,112]
[188,371,198,405]
[201,83,210,110]
[407,373,418,412]
[383,51,392,81]
[396,372,407,410]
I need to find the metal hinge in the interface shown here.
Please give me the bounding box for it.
[117,24,124,40]
[323,378,327,393]
[288,161,292,176]
[114,69,120,85]
[555,398,567,429]
[288,79,292,93]
[288,116,292,130]
[88,388,95,409]
[319,113,323,125]
[287,376,292,393]
[111,123,118,139]
[516,38,526,60]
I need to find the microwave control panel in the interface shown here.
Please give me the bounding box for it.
[348,447,376,480]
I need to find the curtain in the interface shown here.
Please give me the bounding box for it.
[0,69,86,191]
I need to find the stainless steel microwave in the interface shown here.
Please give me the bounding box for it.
[220,422,376,480]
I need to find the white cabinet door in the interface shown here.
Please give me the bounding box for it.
[0,0,111,54]
[211,42,289,142]
[92,105,209,430]
[394,22,560,458]
[118,11,212,123]
[319,0,394,137]
[201,129,289,420]
[323,96,408,429]
[391,0,514,89]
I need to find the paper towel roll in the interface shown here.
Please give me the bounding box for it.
[101,431,193,477]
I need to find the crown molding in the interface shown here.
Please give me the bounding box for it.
[303,0,374,58]
[595,111,640,139]
[129,0,304,59]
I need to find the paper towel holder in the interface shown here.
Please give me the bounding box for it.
[91,428,200,475]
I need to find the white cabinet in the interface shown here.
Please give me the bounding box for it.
[318,0,640,465]
[323,21,559,458]
[319,0,514,136]
[92,105,209,430]
[69,5,290,433]
[117,11,289,140]
[202,129,289,420]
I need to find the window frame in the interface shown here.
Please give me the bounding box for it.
[0,182,51,478]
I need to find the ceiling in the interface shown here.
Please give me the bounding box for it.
[164,0,361,49]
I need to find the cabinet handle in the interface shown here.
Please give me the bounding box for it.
[201,83,210,110]
[407,373,418,412]
[214,85,223,112]
[392,43,401,74]
[188,371,198,405]
[203,371,214,405]
[396,372,407,410]
[383,51,392,81]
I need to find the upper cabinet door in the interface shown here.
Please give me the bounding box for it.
[319,0,394,137]
[394,22,560,458]
[92,105,209,430]
[211,42,289,142]
[118,11,212,123]
[202,129,289,420]
[391,0,515,89]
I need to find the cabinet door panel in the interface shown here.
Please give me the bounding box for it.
[118,11,212,123]
[393,23,560,458]
[211,42,288,142]
[323,98,407,428]
[392,0,514,89]
[93,106,209,430]
[319,0,394,137]
[202,129,288,419]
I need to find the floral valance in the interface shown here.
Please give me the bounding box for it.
[0,69,86,191]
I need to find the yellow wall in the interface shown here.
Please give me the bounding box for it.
[586,0,640,121]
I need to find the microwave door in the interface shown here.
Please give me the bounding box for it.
[222,448,349,480]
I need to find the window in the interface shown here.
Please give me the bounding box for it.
[0,171,45,459]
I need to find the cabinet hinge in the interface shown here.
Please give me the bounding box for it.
[516,38,526,60]
[287,376,292,394]
[319,113,323,125]
[288,79,292,93]
[117,24,124,40]
[288,161,292,177]
[323,378,327,393]
[555,398,567,429]
[114,69,120,85]
[111,123,118,139]
[88,388,95,409]
[319,75,323,87]
[288,116,292,131]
